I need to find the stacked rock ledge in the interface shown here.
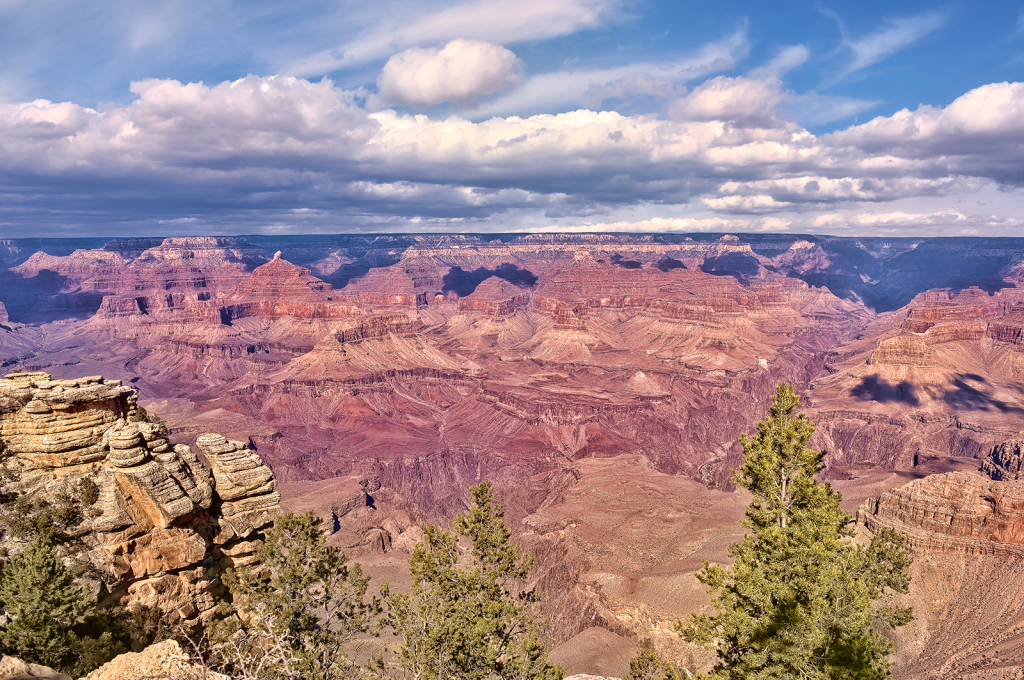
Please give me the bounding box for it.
[0,372,281,626]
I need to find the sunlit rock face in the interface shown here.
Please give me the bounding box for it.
[856,455,1024,678]
[0,237,268,324]
[983,440,1024,481]
[0,371,280,625]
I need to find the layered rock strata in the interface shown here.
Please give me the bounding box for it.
[857,466,1024,677]
[0,237,267,323]
[857,471,1024,556]
[0,372,280,625]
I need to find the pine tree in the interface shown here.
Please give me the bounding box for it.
[625,648,686,680]
[218,511,381,680]
[0,535,94,672]
[387,480,563,680]
[679,383,913,679]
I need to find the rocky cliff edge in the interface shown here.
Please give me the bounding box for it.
[0,371,280,626]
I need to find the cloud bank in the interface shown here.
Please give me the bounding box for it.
[1,73,1023,235]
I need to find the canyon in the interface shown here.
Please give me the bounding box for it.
[1,233,1023,677]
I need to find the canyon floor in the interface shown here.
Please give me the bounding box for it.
[2,232,1024,677]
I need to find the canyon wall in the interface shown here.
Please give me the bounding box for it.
[857,443,1024,679]
[3,234,1023,520]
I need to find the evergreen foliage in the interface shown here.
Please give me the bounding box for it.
[0,534,129,676]
[0,468,98,551]
[386,480,563,680]
[625,648,685,680]
[217,510,382,679]
[679,383,913,679]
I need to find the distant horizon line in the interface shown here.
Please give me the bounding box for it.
[4,232,1024,243]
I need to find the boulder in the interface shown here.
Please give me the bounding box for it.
[0,656,70,680]
[78,640,228,680]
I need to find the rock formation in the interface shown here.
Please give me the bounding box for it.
[219,257,360,321]
[858,471,1024,556]
[0,371,280,626]
[80,640,228,680]
[981,439,1024,481]
[0,237,267,323]
[278,475,425,555]
[0,655,70,680]
[857,469,1024,677]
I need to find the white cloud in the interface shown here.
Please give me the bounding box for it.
[522,216,793,233]
[471,30,748,118]
[815,210,967,229]
[838,13,945,80]
[709,176,975,210]
[286,0,621,76]
[2,74,1024,236]
[826,81,1024,184]
[748,45,809,79]
[669,76,783,126]
[375,39,521,108]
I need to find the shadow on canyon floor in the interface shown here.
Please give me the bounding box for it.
[850,375,921,405]
[441,263,538,296]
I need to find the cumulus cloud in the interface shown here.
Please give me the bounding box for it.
[826,81,1024,182]
[708,176,977,211]
[1,74,1024,235]
[287,0,621,76]
[669,76,784,126]
[375,39,521,108]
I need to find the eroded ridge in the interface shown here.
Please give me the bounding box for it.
[857,445,1024,678]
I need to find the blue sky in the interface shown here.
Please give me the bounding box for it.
[1,0,1024,236]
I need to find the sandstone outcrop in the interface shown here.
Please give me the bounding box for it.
[857,471,1024,556]
[79,640,228,680]
[0,655,70,680]
[0,372,280,625]
[197,433,281,554]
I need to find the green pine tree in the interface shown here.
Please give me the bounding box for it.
[386,480,563,680]
[0,534,95,672]
[626,648,686,680]
[679,383,913,679]
[218,511,381,680]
